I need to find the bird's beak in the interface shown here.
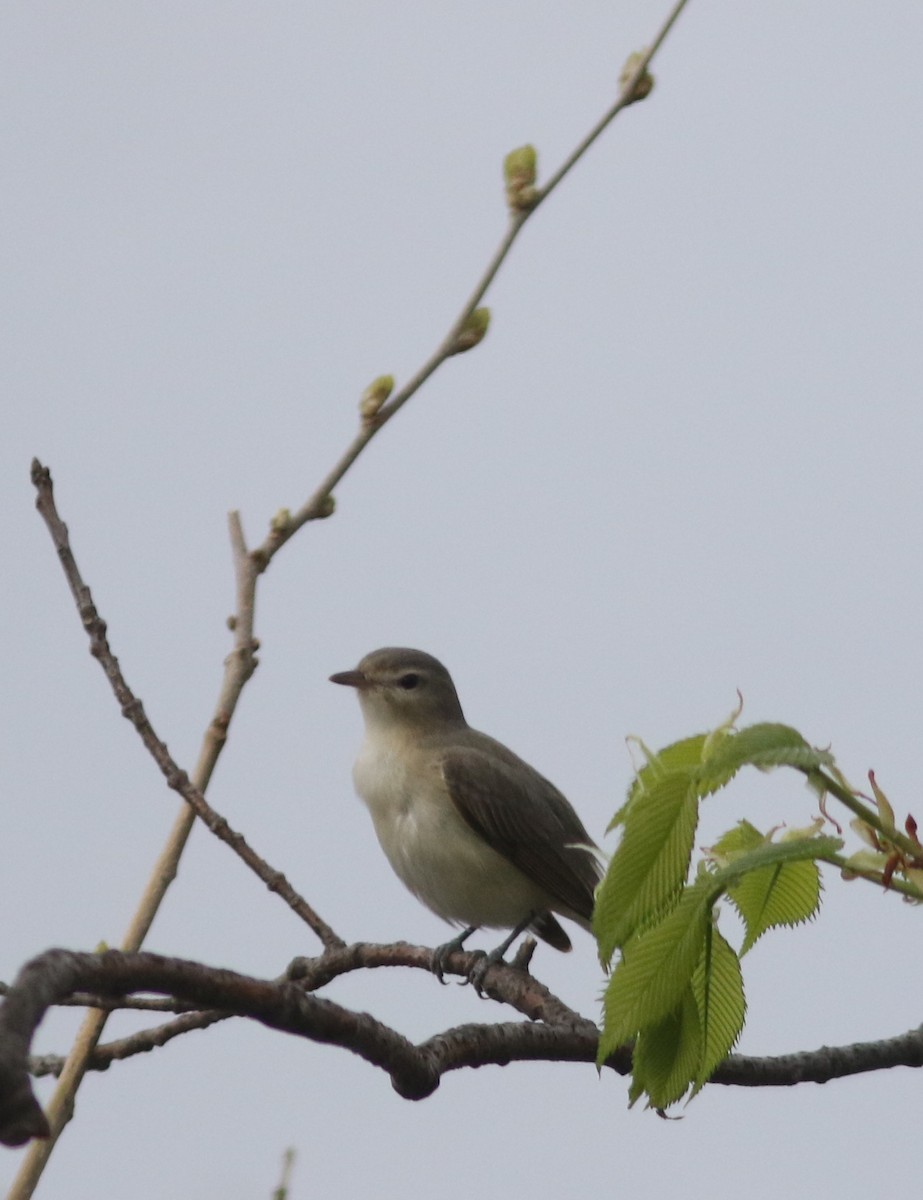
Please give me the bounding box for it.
[329,669,369,689]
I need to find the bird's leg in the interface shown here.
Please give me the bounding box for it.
[432,926,477,984]
[466,912,537,995]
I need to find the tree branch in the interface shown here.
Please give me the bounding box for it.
[3,945,922,1148]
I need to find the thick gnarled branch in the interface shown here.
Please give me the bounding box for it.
[3,945,922,1149]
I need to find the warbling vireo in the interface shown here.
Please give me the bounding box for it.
[330,647,600,986]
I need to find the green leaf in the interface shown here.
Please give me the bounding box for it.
[699,723,833,792]
[619,925,746,1109]
[609,733,709,830]
[710,820,765,857]
[597,883,713,1064]
[689,924,746,1096]
[729,856,822,954]
[706,822,833,953]
[594,770,699,960]
[599,825,840,1106]
[595,714,845,1108]
[595,722,835,964]
[631,986,702,1109]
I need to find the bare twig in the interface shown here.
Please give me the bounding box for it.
[30,461,341,952]
[29,1010,230,1080]
[537,0,687,201]
[272,1148,296,1200]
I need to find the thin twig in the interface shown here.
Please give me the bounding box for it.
[30,461,342,950]
[272,1148,297,1200]
[29,1010,229,1079]
[537,0,688,201]
[810,767,923,862]
[247,3,692,564]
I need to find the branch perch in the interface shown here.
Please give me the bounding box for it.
[3,945,922,1149]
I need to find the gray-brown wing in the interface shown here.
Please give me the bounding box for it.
[440,745,600,921]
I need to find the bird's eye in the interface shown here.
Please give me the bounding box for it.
[398,673,421,689]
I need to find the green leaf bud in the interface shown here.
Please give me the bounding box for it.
[620,51,655,104]
[359,374,395,425]
[270,507,292,534]
[450,307,490,355]
[503,144,538,212]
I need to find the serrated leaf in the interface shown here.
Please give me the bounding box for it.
[610,734,709,830]
[722,834,842,879]
[709,820,765,859]
[597,884,713,1064]
[699,723,833,792]
[728,856,822,954]
[619,925,746,1109]
[594,771,699,960]
[689,924,746,1096]
[626,1070,645,1109]
[631,986,702,1109]
[602,828,838,1107]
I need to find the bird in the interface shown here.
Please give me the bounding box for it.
[330,647,601,989]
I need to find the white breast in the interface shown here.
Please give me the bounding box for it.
[352,727,549,930]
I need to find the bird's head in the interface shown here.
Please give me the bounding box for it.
[330,647,466,732]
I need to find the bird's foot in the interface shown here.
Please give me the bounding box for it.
[433,916,538,993]
[466,947,502,995]
[466,935,540,994]
[465,922,535,994]
[431,926,477,984]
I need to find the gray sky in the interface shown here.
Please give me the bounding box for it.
[4,3,923,1197]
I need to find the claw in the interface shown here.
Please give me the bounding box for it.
[464,913,540,993]
[467,947,499,995]
[431,913,540,992]
[432,926,477,983]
